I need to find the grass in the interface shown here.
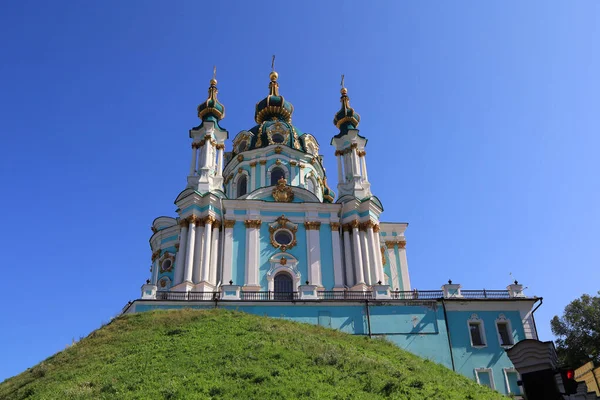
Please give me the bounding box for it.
[0,308,506,399]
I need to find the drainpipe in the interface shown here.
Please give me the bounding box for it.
[530,297,543,340]
[441,299,456,372]
[365,299,372,338]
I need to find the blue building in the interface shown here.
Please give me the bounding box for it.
[125,68,542,396]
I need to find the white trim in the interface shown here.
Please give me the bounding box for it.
[267,164,289,186]
[495,313,515,347]
[467,314,487,348]
[502,368,522,396]
[474,368,495,389]
[266,253,301,291]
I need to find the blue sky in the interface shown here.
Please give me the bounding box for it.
[1,1,598,382]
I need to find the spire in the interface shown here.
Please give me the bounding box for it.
[269,55,280,96]
[254,56,294,124]
[333,75,360,134]
[197,66,225,122]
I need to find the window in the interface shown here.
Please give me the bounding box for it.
[503,369,522,395]
[497,322,513,346]
[475,368,495,389]
[237,140,247,153]
[272,133,285,143]
[468,320,486,347]
[274,229,293,246]
[274,272,293,300]
[160,259,172,272]
[237,175,247,197]
[306,177,316,194]
[496,314,514,346]
[271,167,285,186]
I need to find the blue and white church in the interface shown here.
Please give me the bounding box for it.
[125,68,542,396]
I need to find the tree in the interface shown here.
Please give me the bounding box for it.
[551,291,600,367]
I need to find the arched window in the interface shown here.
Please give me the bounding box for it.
[237,175,247,197]
[237,140,247,153]
[306,177,316,194]
[274,272,293,300]
[271,167,285,186]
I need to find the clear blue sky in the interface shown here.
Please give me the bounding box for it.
[1,1,598,382]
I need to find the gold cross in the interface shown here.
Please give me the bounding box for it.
[271,55,276,71]
[341,74,345,88]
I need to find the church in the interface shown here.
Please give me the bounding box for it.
[124,67,541,396]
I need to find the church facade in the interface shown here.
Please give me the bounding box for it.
[124,69,541,396]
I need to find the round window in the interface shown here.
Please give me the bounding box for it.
[161,259,172,272]
[272,133,285,143]
[274,229,293,246]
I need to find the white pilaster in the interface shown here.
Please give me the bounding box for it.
[250,162,256,191]
[360,152,369,181]
[351,222,365,285]
[174,223,188,285]
[201,217,214,282]
[192,224,205,283]
[151,258,159,285]
[336,152,344,185]
[189,144,198,176]
[209,223,220,285]
[366,225,381,284]
[245,220,261,288]
[305,222,322,286]
[359,229,372,286]
[184,218,197,283]
[373,227,385,284]
[221,221,235,284]
[342,227,354,287]
[259,161,266,188]
[216,145,224,177]
[386,244,400,290]
[398,243,411,291]
[331,224,344,289]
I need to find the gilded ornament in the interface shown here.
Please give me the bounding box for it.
[199,139,206,146]
[174,243,180,249]
[224,220,236,229]
[212,220,221,229]
[373,224,380,233]
[255,122,264,147]
[298,164,305,169]
[179,219,190,227]
[160,279,167,288]
[351,143,358,149]
[205,215,217,225]
[244,219,262,229]
[258,160,266,165]
[330,223,340,231]
[249,161,257,167]
[266,121,291,145]
[385,241,396,249]
[292,126,301,150]
[364,220,375,229]
[272,177,294,202]
[304,221,321,230]
[342,223,352,232]
[237,155,244,162]
[268,215,298,251]
[398,240,406,249]
[238,168,243,174]
[216,144,225,150]
[279,257,287,266]
[151,250,161,261]
[350,220,360,229]
[290,160,297,166]
[381,247,386,266]
[274,146,282,154]
[275,159,281,165]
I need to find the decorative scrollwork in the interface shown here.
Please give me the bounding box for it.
[272,177,294,202]
[268,215,298,252]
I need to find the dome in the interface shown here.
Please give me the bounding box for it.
[333,87,360,134]
[322,177,336,203]
[197,78,225,122]
[254,71,294,124]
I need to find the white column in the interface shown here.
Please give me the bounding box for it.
[386,243,400,290]
[351,222,365,285]
[331,224,344,288]
[305,222,322,286]
[259,161,266,187]
[216,145,224,176]
[198,142,206,168]
[174,222,189,285]
[201,217,214,282]
[336,152,344,184]
[398,242,411,291]
[359,228,372,285]
[192,223,205,283]
[342,227,354,287]
[366,224,381,284]
[250,162,257,191]
[245,220,260,287]
[360,152,368,181]
[151,258,159,284]
[189,144,198,175]
[373,226,385,284]
[209,223,220,285]
[299,166,305,184]
[351,146,361,178]
[290,163,297,186]
[222,220,235,285]
[184,217,197,283]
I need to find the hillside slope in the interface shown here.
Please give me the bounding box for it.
[0,309,505,399]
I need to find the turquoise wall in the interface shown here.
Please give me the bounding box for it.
[319,226,335,289]
[130,300,526,395]
[231,222,246,286]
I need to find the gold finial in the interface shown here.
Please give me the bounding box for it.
[270,55,278,82]
[210,65,217,86]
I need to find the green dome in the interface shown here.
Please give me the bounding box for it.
[244,120,305,152]
[333,87,360,134]
[254,72,294,124]
[197,79,225,122]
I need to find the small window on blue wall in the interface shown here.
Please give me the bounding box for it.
[237,176,247,197]
[475,368,494,389]
[271,167,285,185]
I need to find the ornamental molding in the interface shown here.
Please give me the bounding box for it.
[151,250,161,261]
[223,220,236,229]
[373,224,380,233]
[244,219,262,229]
[274,146,282,154]
[384,240,406,249]
[232,132,252,154]
[268,215,298,251]
[380,247,386,266]
[330,222,341,231]
[159,252,175,272]
[304,221,321,231]
[350,219,360,229]
[289,160,297,166]
[237,155,244,162]
[266,121,290,146]
[215,144,225,150]
[259,160,267,165]
[249,161,257,167]
[272,177,294,203]
[292,126,301,150]
[266,253,301,292]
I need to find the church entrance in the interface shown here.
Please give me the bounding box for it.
[273,272,294,300]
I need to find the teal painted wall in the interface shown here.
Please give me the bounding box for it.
[231,222,246,286]
[446,310,525,392]
[319,227,335,289]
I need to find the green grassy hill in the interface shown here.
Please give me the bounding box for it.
[0,309,506,399]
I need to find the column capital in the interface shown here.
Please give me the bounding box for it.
[179,219,190,227]
[224,219,236,229]
[357,150,366,157]
[349,219,360,230]
[215,143,225,150]
[335,150,344,156]
[342,223,352,232]
[380,247,386,265]
[237,154,244,162]
[244,219,262,229]
[330,222,341,231]
[304,221,321,231]
[274,146,283,154]
[205,215,217,226]
[373,224,380,233]
[249,161,257,167]
[259,160,267,165]
[187,215,201,225]
[364,220,375,229]
[290,160,298,166]
[350,143,358,149]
